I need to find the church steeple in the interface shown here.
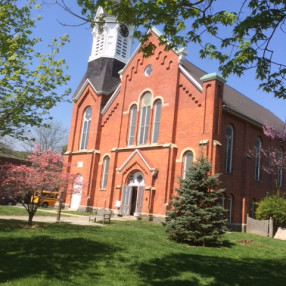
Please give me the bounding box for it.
[89,6,134,63]
[72,5,134,98]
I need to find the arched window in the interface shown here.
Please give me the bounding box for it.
[151,100,162,143]
[127,105,137,145]
[254,137,261,181]
[221,193,226,208]
[80,107,92,150]
[250,199,256,218]
[138,92,152,145]
[101,156,110,189]
[225,125,234,173]
[228,194,233,223]
[183,151,193,179]
[278,148,283,188]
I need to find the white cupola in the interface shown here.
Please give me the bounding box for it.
[89,6,134,63]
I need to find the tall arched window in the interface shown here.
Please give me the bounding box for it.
[80,107,92,150]
[250,199,256,218]
[228,194,233,223]
[278,148,283,187]
[101,156,110,189]
[254,137,261,181]
[183,151,193,179]
[221,193,226,208]
[138,92,152,145]
[127,105,137,145]
[225,125,234,174]
[151,100,162,143]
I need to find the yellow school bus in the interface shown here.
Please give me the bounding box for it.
[31,191,58,208]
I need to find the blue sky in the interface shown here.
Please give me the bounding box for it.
[34,1,285,134]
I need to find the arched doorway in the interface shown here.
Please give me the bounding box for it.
[120,172,145,216]
[70,175,83,210]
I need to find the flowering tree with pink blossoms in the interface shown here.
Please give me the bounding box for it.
[261,123,286,176]
[0,147,76,225]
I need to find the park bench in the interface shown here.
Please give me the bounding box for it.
[89,209,112,224]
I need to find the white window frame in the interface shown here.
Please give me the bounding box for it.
[127,105,137,145]
[225,125,234,174]
[151,100,162,144]
[138,92,152,145]
[101,157,110,189]
[80,107,92,150]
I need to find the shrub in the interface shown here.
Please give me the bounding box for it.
[165,155,226,246]
[256,191,286,229]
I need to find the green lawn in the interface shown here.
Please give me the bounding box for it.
[0,205,68,217]
[0,205,91,217]
[0,218,285,286]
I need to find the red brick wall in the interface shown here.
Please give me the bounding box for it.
[64,32,285,227]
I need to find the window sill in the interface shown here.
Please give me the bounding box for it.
[112,143,177,152]
[65,149,100,155]
[99,188,106,191]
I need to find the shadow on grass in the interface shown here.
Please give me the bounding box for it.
[0,220,121,283]
[134,252,286,286]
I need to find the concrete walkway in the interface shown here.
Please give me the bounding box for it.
[0,209,137,226]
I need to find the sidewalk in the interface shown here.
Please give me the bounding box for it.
[0,209,137,226]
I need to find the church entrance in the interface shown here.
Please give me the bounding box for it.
[70,175,83,210]
[120,172,144,216]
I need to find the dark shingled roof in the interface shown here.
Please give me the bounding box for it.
[73,58,125,98]
[180,58,285,129]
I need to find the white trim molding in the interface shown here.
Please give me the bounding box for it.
[179,65,202,92]
[116,149,158,176]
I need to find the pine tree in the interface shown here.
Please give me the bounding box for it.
[166,155,227,246]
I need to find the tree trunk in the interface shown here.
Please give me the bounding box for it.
[56,192,63,222]
[28,211,34,226]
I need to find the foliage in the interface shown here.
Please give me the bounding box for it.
[0,220,286,285]
[72,0,286,99]
[0,138,30,160]
[263,122,286,143]
[0,0,71,140]
[22,119,69,153]
[0,147,76,225]
[256,191,286,228]
[166,155,226,246]
[256,122,286,175]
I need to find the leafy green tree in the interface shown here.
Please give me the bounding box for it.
[256,191,286,229]
[0,0,70,140]
[22,120,68,153]
[166,155,226,246]
[74,0,286,99]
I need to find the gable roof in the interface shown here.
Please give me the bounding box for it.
[180,59,285,129]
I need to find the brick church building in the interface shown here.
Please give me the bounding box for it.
[64,7,285,229]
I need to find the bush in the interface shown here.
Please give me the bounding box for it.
[256,191,286,229]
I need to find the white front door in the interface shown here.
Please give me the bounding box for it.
[120,186,132,216]
[70,175,83,210]
[120,172,145,216]
[71,193,81,209]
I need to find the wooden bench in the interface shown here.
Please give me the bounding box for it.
[89,209,112,224]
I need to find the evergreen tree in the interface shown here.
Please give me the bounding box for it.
[166,155,227,246]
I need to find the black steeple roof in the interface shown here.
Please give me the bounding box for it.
[73,57,125,99]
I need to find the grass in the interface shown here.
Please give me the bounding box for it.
[0,218,286,286]
[0,206,73,217]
